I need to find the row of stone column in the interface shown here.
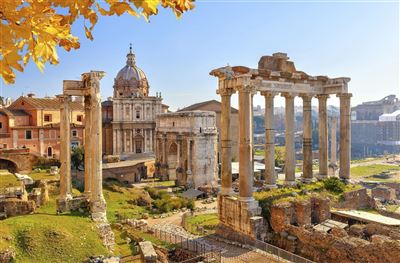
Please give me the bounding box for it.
[58,91,106,219]
[219,87,352,199]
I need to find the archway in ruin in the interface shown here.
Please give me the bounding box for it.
[168,142,178,180]
[0,158,18,173]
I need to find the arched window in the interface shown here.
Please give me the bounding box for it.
[47,147,53,157]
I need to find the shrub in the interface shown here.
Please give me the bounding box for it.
[323,177,345,194]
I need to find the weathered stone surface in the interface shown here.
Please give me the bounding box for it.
[311,196,331,224]
[156,111,218,188]
[0,249,15,263]
[217,195,266,240]
[270,202,293,232]
[0,198,35,217]
[335,188,374,210]
[97,223,115,250]
[372,186,396,202]
[281,224,400,263]
[293,200,312,227]
[139,241,157,263]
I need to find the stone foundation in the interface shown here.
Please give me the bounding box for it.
[0,199,35,218]
[56,196,89,213]
[216,195,266,241]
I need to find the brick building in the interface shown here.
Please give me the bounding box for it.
[0,94,85,159]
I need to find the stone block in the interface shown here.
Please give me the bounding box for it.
[372,186,396,202]
[139,241,157,263]
[0,199,35,217]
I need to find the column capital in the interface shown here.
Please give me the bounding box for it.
[316,94,330,100]
[299,93,313,101]
[281,92,297,99]
[261,91,278,98]
[217,87,236,96]
[336,93,352,99]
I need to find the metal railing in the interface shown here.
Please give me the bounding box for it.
[130,222,221,263]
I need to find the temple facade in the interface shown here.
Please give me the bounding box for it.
[104,46,166,157]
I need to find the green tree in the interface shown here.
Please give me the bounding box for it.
[71,146,84,170]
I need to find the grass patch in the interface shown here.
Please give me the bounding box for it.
[350,164,400,178]
[28,170,59,181]
[0,212,108,262]
[185,213,219,235]
[0,172,19,188]
[103,183,149,223]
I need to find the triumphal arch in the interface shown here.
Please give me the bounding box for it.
[57,71,107,222]
[210,53,351,240]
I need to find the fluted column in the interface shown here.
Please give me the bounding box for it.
[261,91,277,187]
[301,94,313,181]
[219,88,235,195]
[283,93,296,185]
[238,85,254,201]
[317,94,329,178]
[337,93,352,180]
[58,95,72,200]
[84,95,92,198]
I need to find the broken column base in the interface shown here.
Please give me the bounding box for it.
[91,197,107,222]
[217,195,266,242]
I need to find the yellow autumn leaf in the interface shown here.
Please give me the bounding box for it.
[0,0,195,84]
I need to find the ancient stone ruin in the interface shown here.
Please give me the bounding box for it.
[210,52,352,241]
[155,111,218,188]
[56,71,107,222]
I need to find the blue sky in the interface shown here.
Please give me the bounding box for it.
[1,1,399,110]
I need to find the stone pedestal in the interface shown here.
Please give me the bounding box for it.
[217,195,266,241]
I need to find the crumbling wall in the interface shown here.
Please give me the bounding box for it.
[0,199,35,217]
[335,188,374,210]
[283,225,400,263]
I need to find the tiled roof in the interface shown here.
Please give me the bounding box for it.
[178,99,238,113]
[0,108,29,117]
[10,97,84,111]
[8,109,29,116]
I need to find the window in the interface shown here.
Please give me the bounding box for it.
[77,115,83,122]
[136,110,140,119]
[25,130,32,139]
[72,130,77,137]
[0,122,2,129]
[44,114,52,122]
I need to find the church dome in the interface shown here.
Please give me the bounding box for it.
[114,45,150,98]
[116,47,147,82]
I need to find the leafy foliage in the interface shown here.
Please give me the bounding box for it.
[322,177,345,194]
[71,146,84,170]
[0,0,195,83]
